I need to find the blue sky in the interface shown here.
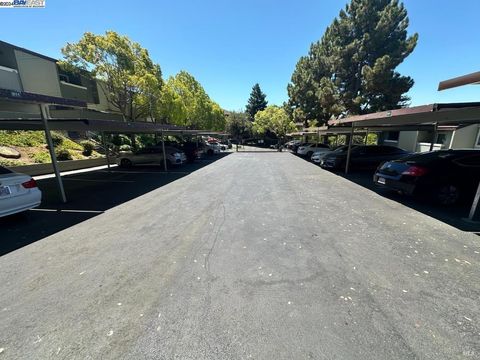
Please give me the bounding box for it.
[1,0,479,110]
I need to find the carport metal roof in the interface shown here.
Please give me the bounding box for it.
[327,102,480,128]
[0,117,200,135]
[287,124,460,137]
[0,101,227,204]
[438,71,480,91]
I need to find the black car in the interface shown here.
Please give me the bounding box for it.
[320,145,410,170]
[374,149,480,205]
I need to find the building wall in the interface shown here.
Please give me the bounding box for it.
[0,99,39,115]
[88,81,120,113]
[450,124,479,149]
[14,49,62,97]
[397,131,418,152]
[59,81,89,102]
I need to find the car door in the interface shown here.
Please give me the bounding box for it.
[144,147,163,164]
[451,154,480,193]
[132,148,150,164]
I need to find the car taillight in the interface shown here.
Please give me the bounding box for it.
[21,179,37,188]
[401,165,428,177]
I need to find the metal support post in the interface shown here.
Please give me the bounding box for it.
[364,129,369,144]
[345,124,355,174]
[161,131,168,171]
[40,104,67,203]
[467,182,480,222]
[101,132,111,172]
[430,122,438,152]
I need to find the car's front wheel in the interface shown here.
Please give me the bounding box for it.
[307,151,313,159]
[120,158,132,168]
[435,184,461,206]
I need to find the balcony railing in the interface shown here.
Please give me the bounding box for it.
[59,80,88,102]
[0,65,22,92]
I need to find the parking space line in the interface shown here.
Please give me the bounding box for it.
[62,178,135,183]
[30,208,104,214]
[35,164,118,180]
[101,170,190,175]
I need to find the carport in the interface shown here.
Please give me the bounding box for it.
[326,102,480,220]
[0,96,212,203]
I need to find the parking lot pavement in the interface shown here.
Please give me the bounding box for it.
[318,166,480,233]
[1,152,479,359]
[0,153,231,256]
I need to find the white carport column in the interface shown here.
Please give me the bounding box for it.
[101,132,111,172]
[161,131,168,171]
[39,104,67,203]
[429,122,438,152]
[344,123,355,174]
[468,183,480,221]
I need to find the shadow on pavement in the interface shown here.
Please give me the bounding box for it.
[0,153,231,256]
[331,168,480,233]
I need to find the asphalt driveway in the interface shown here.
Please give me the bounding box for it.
[0,152,479,359]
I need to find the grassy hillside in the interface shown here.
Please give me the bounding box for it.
[0,130,101,167]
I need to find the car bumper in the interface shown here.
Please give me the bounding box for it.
[320,159,337,169]
[373,174,416,195]
[0,190,42,217]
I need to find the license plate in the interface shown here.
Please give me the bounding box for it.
[0,186,11,196]
[377,177,386,185]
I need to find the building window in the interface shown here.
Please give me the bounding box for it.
[436,133,447,145]
[385,131,400,141]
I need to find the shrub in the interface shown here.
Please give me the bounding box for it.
[138,134,156,147]
[51,132,64,147]
[0,158,27,167]
[56,149,72,161]
[0,130,45,147]
[33,151,51,164]
[119,144,132,152]
[111,134,131,146]
[81,140,95,156]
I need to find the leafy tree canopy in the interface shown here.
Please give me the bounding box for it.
[158,71,225,131]
[288,0,418,125]
[225,111,252,140]
[61,31,163,121]
[253,106,297,138]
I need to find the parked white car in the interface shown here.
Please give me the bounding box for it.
[204,142,221,155]
[116,146,187,167]
[297,143,331,157]
[0,166,42,217]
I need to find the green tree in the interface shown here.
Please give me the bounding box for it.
[225,111,252,141]
[61,31,163,121]
[158,71,225,131]
[245,83,268,121]
[253,106,297,140]
[288,0,417,124]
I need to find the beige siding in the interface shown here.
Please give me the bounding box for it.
[0,99,39,116]
[397,131,418,152]
[87,81,119,113]
[14,49,62,97]
[450,124,479,149]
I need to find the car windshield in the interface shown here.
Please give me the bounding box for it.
[0,166,13,174]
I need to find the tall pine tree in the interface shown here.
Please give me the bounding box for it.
[246,83,268,121]
[288,0,418,124]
